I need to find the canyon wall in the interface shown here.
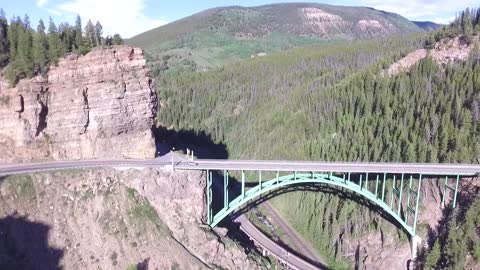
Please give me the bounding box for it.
[0,168,264,269]
[0,46,157,162]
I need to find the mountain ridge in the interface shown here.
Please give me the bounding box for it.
[130,2,422,45]
[412,20,444,31]
[127,2,424,72]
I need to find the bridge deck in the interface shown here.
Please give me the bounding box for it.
[179,160,480,175]
[0,157,478,270]
[0,159,479,176]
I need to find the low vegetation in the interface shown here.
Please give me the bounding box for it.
[126,187,164,233]
[2,174,36,200]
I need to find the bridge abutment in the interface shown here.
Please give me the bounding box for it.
[410,235,422,259]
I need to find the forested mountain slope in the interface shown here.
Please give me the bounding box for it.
[154,8,480,269]
[156,36,479,164]
[128,3,423,73]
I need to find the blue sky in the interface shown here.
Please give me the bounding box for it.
[1,0,478,38]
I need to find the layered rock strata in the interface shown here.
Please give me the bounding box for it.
[0,46,157,161]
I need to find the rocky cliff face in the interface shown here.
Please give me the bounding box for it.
[385,36,479,76]
[126,169,264,269]
[0,46,157,162]
[0,168,263,269]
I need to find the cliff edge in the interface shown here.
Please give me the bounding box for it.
[0,46,157,162]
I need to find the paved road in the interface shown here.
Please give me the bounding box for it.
[2,159,479,177]
[1,158,478,270]
[178,160,480,175]
[0,159,165,176]
[262,202,325,264]
[236,215,328,270]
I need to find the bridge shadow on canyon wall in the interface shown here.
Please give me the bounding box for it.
[0,176,64,269]
[153,126,228,159]
[0,213,64,270]
[153,127,274,258]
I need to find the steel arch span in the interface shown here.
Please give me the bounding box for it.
[207,170,464,237]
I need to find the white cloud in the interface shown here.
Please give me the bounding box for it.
[430,16,455,25]
[37,0,48,7]
[56,0,168,38]
[46,8,62,16]
[357,0,479,22]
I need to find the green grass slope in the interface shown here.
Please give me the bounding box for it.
[127,3,422,72]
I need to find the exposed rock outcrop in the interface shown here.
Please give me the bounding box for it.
[300,7,347,35]
[386,36,479,76]
[126,169,264,269]
[299,8,395,37]
[0,168,263,269]
[0,46,157,162]
[356,19,390,33]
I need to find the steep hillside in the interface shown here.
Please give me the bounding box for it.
[0,45,268,269]
[127,3,422,72]
[0,169,264,269]
[387,10,480,76]
[153,12,480,267]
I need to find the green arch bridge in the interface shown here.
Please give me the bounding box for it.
[196,161,480,239]
[0,158,479,261]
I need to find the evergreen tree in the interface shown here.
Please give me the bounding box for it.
[476,9,480,26]
[33,19,48,74]
[58,22,74,53]
[94,21,103,46]
[74,15,83,52]
[425,239,441,269]
[7,16,21,63]
[47,17,62,63]
[0,8,9,67]
[461,9,473,40]
[112,33,123,45]
[16,15,34,77]
[84,19,95,48]
[104,35,112,46]
[22,14,31,28]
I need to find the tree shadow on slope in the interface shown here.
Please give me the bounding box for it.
[415,177,480,268]
[153,126,228,159]
[0,214,64,270]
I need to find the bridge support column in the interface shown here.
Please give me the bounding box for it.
[410,235,422,259]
